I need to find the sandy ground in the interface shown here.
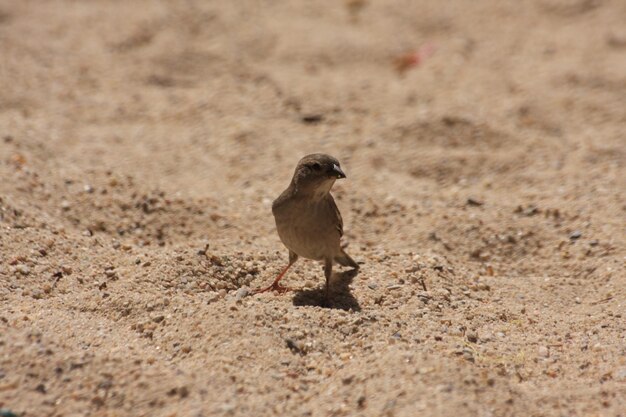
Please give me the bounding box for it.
[1,0,625,416]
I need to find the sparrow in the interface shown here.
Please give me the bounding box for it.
[254,153,359,298]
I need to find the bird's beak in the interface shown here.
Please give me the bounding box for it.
[332,164,346,179]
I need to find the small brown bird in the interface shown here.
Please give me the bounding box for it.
[254,153,359,298]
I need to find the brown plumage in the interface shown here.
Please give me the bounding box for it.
[254,153,359,298]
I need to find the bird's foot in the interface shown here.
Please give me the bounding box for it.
[252,283,294,295]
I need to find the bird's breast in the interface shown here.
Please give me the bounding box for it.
[273,197,340,260]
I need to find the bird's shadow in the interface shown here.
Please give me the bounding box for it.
[292,268,361,311]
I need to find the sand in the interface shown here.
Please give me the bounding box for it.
[1,0,625,416]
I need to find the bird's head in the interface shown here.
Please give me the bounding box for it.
[291,153,346,197]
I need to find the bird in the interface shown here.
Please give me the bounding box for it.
[254,153,359,299]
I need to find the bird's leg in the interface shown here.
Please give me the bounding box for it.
[324,258,333,302]
[252,264,293,294]
[253,252,298,294]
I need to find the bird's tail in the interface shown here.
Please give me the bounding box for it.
[334,250,359,269]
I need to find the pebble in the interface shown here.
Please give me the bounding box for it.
[150,313,165,323]
[235,288,249,301]
[569,230,582,240]
[16,265,30,275]
[219,403,236,413]
[386,284,403,290]
[448,327,463,337]
[206,292,220,304]
[538,346,549,357]
[462,347,474,362]
[435,288,451,297]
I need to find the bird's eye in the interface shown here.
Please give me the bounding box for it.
[311,162,322,171]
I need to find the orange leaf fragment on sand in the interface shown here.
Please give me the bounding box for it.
[394,43,436,74]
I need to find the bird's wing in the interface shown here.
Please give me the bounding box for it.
[328,195,344,237]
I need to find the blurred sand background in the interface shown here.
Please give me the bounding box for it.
[1,0,625,416]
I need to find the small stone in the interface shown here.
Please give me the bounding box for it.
[462,347,474,362]
[448,327,463,337]
[569,230,582,240]
[150,314,165,323]
[538,346,549,357]
[466,197,483,206]
[235,288,249,301]
[367,283,378,290]
[16,265,30,275]
[285,338,307,355]
[60,200,71,211]
[466,332,478,343]
[386,284,403,290]
[357,395,366,409]
[301,114,324,124]
[206,292,220,304]
[219,403,236,413]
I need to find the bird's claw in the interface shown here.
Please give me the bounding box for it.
[252,283,294,295]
